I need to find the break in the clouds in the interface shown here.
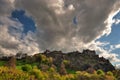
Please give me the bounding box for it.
[0,17,40,56]
[0,0,120,65]
[0,0,40,56]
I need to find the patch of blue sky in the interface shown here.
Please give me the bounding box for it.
[73,16,78,25]
[97,23,120,45]
[97,12,120,43]
[11,10,36,34]
[111,48,120,54]
[97,12,120,56]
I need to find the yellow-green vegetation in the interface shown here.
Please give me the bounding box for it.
[0,67,35,80]
[0,54,119,80]
[0,66,117,80]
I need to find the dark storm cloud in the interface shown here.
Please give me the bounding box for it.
[15,0,120,51]
[0,0,14,16]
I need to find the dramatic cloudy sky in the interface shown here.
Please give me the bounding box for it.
[0,0,120,68]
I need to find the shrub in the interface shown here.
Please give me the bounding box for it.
[63,60,70,66]
[97,69,105,75]
[30,68,48,80]
[106,71,113,76]
[22,64,32,72]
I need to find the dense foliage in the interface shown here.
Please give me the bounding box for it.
[0,53,119,80]
[0,66,118,80]
[0,67,35,80]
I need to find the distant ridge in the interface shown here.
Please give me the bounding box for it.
[42,49,115,72]
[0,49,115,72]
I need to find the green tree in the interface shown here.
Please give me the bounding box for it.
[22,64,32,72]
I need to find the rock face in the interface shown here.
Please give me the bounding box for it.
[43,49,115,72]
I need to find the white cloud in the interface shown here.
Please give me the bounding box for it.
[116,64,120,69]
[107,44,120,52]
[115,44,120,49]
[99,52,120,63]
[46,0,65,14]
[17,32,40,55]
[113,19,120,24]
[81,41,120,63]
[68,4,75,11]
[0,18,40,56]
[0,0,40,56]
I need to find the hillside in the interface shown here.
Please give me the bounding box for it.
[42,49,115,72]
[0,49,115,72]
[0,49,120,80]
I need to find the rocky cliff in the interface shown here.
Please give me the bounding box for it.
[0,49,115,72]
[43,49,115,72]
